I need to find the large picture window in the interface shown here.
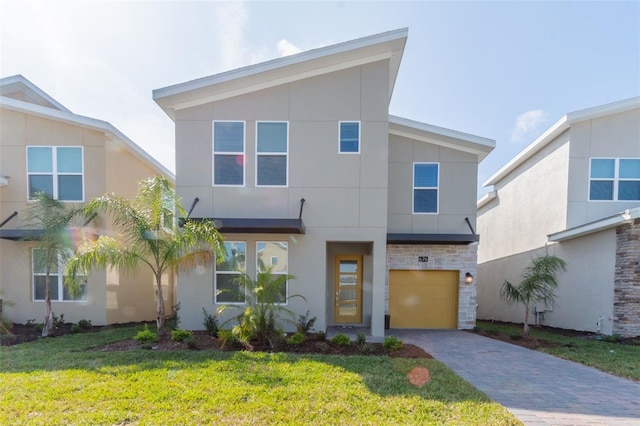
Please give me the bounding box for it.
[590,158,640,201]
[339,121,360,154]
[32,249,86,301]
[213,121,245,186]
[215,241,246,303]
[257,241,288,303]
[413,163,439,213]
[27,146,83,201]
[256,122,288,186]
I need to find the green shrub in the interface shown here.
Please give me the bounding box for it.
[218,329,242,349]
[70,324,81,334]
[185,336,198,349]
[287,332,306,345]
[0,319,13,335]
[331,333,351,346]
[77,319,92,329]
[296,310,316,334]
[360,343,375,354]
[316,330,327,341]
[165,303,181,330]
[603,334,623,343]
[383,336,403,351]
[315,341,329,353]
[202,308,219,337]
[356,332,366,345]
[52,313,65,329]
[34,323,44,332]
[134,324,158,344]
[171,329,194,342]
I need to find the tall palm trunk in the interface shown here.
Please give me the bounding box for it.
[523,304,530,337]
[42,271,53,337]
[155,272,166,334]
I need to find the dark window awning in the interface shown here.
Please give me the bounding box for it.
[0,229,45,241]
[387,233,479,245]
[188,218,305,234]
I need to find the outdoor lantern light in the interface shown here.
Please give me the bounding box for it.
[464,272,474,285]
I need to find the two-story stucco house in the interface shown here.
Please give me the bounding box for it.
[153,28,494,337]
[0,75,175,326]
[477,97,640,337]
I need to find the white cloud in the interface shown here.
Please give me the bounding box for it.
[511,110,548,142]
[277,39,303,57]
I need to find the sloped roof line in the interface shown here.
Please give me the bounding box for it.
[484,96,640,187]
[0,95,174,181]
[548,207,640,242]
[0,74,71,113]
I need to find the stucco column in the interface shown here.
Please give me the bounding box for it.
[371,235,388,337]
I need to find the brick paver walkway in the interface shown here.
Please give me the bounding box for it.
[393,329,640,426]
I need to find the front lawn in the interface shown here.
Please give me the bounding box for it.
[474,321,640,381]
[0,326,520,425]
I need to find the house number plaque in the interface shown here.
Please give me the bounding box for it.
[418,256,429,263]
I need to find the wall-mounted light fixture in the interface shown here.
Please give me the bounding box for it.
[464,272,474,285]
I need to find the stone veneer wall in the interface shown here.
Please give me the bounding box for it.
[614,219,640,337]
[386,244,478,329]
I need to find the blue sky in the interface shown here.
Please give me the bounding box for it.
[2,1,639,195]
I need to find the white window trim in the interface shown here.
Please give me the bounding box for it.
[338,121,361,154]
[32,248,86,302]
[256,241,288,305]
[212,121,246,187]
[412,162,440,214]
[214,241,247,305]
[589,157,640,202]
[255,121,289,187]
[26,146,85,202]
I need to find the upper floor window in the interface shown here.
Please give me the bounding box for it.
[339,121,360,154]
[215,241,246,304]
[257,241,288,304]
[32,248,86,302]
[590,158,640,201]
[27,146,83,201]
[213,121,245,186]
[413,163,439,214]
[256,122,288,186]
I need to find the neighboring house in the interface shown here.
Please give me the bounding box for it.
[153,28,494,336]
[477,97,640,337]
[0,75,175,326]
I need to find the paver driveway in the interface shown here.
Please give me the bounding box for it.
[393,329,640,426]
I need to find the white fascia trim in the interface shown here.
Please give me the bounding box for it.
[1,96,174,181]
[0,176,8,187]
[548,207,640,242]
[483,97,640,188]
[0,74,71,113]
[153,28,408,100]
[476,190,497,210]
[389,115,495,160]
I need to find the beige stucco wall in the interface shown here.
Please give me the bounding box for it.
[477,230,616,335]
[567,109,640,227]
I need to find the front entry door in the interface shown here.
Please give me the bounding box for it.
[334,255,362,323]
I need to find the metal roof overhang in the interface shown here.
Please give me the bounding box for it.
[0,229,45,241]
[188,218,306,234]
[387,233,479,245]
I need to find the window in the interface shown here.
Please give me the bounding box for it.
[215,241,246,303]
[257,241,288,303]
[213,121,245,186]
[590,158,640,201]
[32,249,86,301]
[27,146,83,201]
[413,163,439,213]
[256,122,288,186]
[339,121,360,153]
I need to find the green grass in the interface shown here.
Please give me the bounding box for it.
[476,321,640,381]
[0,326,520,425]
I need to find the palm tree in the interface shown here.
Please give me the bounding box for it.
[23,192,82,337]
[66,176,225,333]
[500,255,567,336]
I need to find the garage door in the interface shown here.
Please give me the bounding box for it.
[388,270,459,329]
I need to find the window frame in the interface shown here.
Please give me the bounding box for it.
[26,146,84,202]
[212,121,246,187]
[32,248,87,302]
[214,241,247,305]
[338,121,361,154]
[589,157,640,201]
[255,121,289,187]
[412,162,440,214]
[256,241,289,305]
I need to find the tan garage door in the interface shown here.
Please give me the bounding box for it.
[389,270,459,329]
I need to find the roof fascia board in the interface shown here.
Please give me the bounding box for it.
[171,52,393,112]
[566,96,640,124]
[0,75,70,113]
[476,190,497,209]
[1,96,174,181]
[0,176,8,187]
[548,208,640,242]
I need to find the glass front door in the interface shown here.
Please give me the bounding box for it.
[334,255,362,323]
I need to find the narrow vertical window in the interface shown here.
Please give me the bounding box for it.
[619,159,640,200]
[27,146,83,201]
[256,122,288,186]
[257,242,288,303]
[215,242,246,303]
[589,159,615,200]
[339,121,360,154]
[213,121,245,186]
[413,163,439,213]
